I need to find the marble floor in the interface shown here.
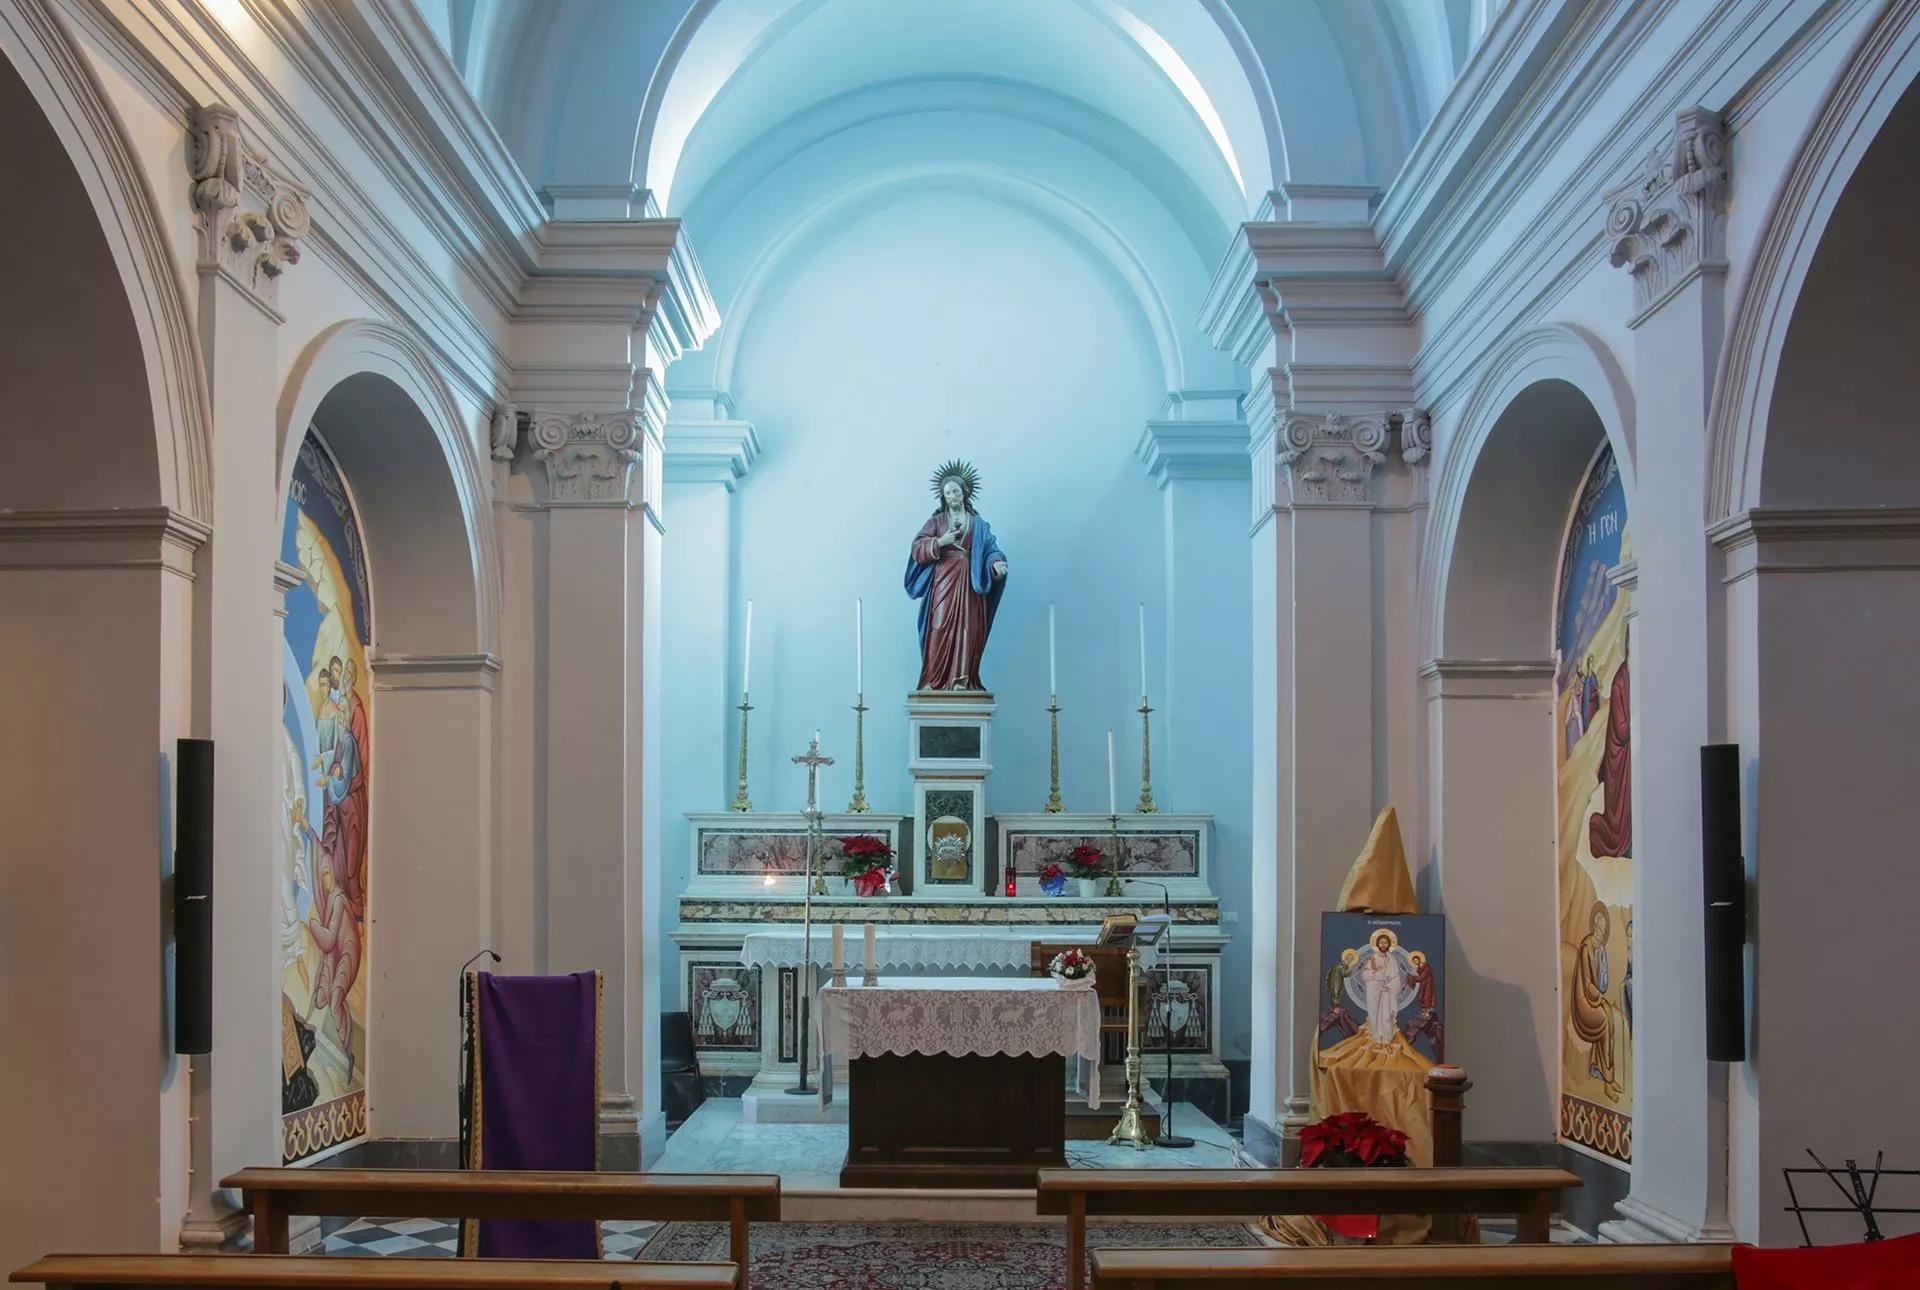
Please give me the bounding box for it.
[655,1097,1251,1193]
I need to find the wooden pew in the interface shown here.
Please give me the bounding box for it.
[12,1253,739,1288]
[1088,1243,1736,1288]
[221,1169,778,1290]
[1037,1167,1579,1290]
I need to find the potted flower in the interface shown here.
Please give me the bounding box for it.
[838,835,895,898]
[1065,843,1106,897]
[1039,862,1069,897]
[1298,1110,1410,1241]
[1047,946,1095,986]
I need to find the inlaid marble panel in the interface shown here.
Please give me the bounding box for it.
[1005,829,1200,877]
[679,898,1221,926]
[687,962,761,1053]
[696,826,899,876]
[1146,963,1213,1053]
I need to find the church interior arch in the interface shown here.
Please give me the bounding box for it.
[1722,67,1920,1244]
[274,358,499,1152]
[0,32,203,1263]
[1425,373,1626,1228]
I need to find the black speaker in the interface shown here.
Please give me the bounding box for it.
[1701,743,1746,1062]
[174,738,214,1055]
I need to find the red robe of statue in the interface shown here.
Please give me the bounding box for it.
[1587,659,1632,857]
[911,514,988,691]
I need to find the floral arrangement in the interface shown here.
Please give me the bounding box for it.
[1039,862,1068,896]
[1048,946,1095,981]
[1299,1111,1410,1168]
[838,835,896,897]
[1064,843,1106,875]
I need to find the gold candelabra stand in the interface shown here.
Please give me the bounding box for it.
[728,694,753,812]
[848,694,870,813]
[1136,696,1158,814]
[1105,814,1125,898]
[1106,944,1153,1149]
[1044,696,1065,812]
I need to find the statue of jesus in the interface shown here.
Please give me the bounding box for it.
[904,459,1008,692]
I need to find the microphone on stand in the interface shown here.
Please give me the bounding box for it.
[1125,880,1194,1149]
[458,950,501,1168]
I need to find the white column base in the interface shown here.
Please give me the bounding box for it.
[1600,1196,1737,1244]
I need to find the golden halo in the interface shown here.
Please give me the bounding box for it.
[1408,950,1427,966]
[1363,928,1400,953]
[1340,948,1360,966]
[1589,901,1611,938]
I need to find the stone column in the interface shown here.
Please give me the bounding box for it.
[181,104,310,1246]
[1597,107,1733,1243]
[1200,221,1421,1154]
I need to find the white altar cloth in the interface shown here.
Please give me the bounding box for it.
[739,930,1034,973]
[817,976,1103,1107]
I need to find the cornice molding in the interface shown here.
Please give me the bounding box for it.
[0,506,210,575]
[1137,419,1251,486]
[663,420,761,490]
[370,651,502,692]
[1202,223,1408,369]
[1709,506,1920,547]
[1420,658,1556,700]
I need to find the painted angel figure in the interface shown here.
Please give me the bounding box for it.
[905,459,1008,692]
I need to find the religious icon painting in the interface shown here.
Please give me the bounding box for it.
[277,429,374,1164]
[1553,443,1633,1167]
[1317,912,1446,1070]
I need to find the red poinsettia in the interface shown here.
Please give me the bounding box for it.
[838,836,895,897]
[1299,1111,1410,1168]
[1065,843,1105,874]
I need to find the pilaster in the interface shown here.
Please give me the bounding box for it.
[506,214,717,1154]
[1203,219,1423,1142]
[183,103,308,1243]
[1597,108,1733,1246]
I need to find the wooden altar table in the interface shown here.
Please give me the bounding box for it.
[818,976,1102,1188]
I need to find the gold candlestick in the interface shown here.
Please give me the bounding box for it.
[848,694,870,813]
[1136,696,1158,814]
[1105,814,1125,898]
[729,695,753,812]
[1045,697,1065,812]
[1106,945,1152,1149]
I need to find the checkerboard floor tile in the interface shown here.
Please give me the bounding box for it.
[323,1219,658,1260]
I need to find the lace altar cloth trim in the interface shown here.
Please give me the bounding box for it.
[740,931,1035,973]
[818,976,1103,1107]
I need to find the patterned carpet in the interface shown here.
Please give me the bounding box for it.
[639,1219,1265,1289]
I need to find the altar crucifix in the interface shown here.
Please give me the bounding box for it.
[787,732,834,1096]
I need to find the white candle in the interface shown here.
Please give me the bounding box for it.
[855,597,864,695]
[1138,602,1148,697]
[864,923,876,977]
[1048,601,1058,696]
[1107,730,1117,814]
[742,599,754,693]
[831,923,845,973]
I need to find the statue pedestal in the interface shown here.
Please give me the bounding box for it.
[906,690,996,893]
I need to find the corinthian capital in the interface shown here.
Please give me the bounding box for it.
[187,103,311,302]
[1604,107,1728,316]
[1397,408,1433,466]
[529,411,644,504]
[1278,411,1390,505]
[489,403,520,462]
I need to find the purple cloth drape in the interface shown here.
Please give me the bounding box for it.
[466,971,600,1259]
